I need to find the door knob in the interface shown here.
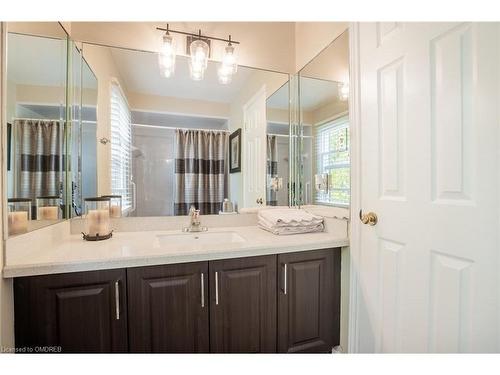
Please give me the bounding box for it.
[359,210,378,226]
[256,198,263,205]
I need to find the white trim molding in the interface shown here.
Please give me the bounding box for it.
[347,21,362,354]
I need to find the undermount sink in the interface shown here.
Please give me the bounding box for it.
[157,231,246,247]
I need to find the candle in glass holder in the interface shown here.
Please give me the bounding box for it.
[36,196,60,221]
[102,195,122,218]
[8,211,28,235]
[38,206,59,220]
[8,198,31,236]
[84,197,112,239]
[87,209,110,236]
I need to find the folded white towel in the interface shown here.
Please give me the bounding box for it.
[258,208,323,226]
[258,222,324,235]
[257,208,324,235]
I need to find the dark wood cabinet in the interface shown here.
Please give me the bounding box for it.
[277,249,341,353]
[14,268,128,353]
[209,255,277,353]
[13,248,340,353]
[127,262,209,353]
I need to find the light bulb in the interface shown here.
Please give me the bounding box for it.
[158,33,176,78]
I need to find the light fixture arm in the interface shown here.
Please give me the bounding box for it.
[156,26,240,45]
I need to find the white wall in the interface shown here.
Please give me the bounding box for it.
[128,91,230,119]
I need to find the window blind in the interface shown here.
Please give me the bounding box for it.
[313,115,350,206]
[110,82,132,213]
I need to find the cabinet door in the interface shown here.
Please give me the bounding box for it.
[278,248,341,353]
[14,269,128,353]
[127,262,209,353]
[210,255,276,353]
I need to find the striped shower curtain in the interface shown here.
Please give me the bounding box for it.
[174,129,228,215]
[14,119,63,214]
[266,135,278,206]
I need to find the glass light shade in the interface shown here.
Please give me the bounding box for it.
[190,39,209,69]
[218,65,232,84]
[222,44,237,75]
[158,34,176,78]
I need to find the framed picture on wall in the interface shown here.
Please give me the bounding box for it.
[229,128,241,173]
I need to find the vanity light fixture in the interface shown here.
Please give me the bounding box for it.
[158,25,176,78]
[156,25,240,83]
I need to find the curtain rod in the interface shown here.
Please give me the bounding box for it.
[132,123,230,133]
[12,117,62,122]
[268,133,313,139]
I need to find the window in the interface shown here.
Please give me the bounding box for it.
[314,115,350,206]
[110,82,132,213]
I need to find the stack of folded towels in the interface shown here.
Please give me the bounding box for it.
[258,208,324,235]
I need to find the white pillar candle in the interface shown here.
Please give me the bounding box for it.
[8,211,28,235]
[87,209,110,236]
[38,206,59,220]
[109,205,121,218]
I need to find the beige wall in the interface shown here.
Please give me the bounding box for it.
[71,22,296,74]
[294,22,349,72]
[83,43,130,196]
[1,21,15,350]
[311,99,348,125]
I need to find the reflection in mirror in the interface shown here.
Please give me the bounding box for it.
[5,27,68,236]
[299,29,350,207]
[70,43,98,217]
[79,43,288,217]
[266,82,290,206]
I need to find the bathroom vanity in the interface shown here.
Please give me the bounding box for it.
[13,247,340,353]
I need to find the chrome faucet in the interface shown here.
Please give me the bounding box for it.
[182,206,208,232]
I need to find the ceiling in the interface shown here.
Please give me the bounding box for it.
[7,33,66,87]
[109,47,255,104]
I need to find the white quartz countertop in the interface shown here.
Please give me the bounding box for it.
[3,224,349,278]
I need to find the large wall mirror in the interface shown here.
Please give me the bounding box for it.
[4,22,69,237]
[74,42,289,218]
[298,29,349,207]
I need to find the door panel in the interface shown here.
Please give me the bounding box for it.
[243,87,267,208]
[278,249,340,353]
[127,262,209,353]
[353,22,499,352]
[14,269,128,353]
[210,255,276,353]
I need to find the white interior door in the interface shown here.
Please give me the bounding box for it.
[242,86,267,208]
[351,22,499,353]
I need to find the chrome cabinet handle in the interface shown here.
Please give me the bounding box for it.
[215,271,219,305]
[283,263,287,295]
[201,273,205,308]
[115,280,120,320]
